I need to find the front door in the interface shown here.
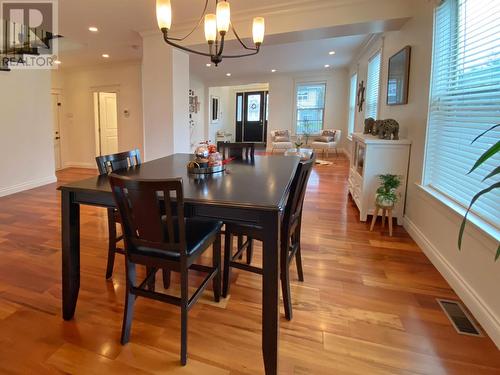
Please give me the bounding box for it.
[235,91,268,143]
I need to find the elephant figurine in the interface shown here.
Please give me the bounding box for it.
[363,117,375,134]
[378,119,400,140]
[363,117,399,140]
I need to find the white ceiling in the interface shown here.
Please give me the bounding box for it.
[189,34,369,81]
[56,0,323,67]
[55,0,408,73]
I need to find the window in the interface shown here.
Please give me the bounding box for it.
[348,73,358,135]
[295,83,326,134]
[365,51,381,119]
[424,0,500,227]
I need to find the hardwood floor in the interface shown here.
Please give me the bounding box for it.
[0,156,499,374]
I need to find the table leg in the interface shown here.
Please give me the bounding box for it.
[388,209,393,237]
[261,210,280,375]
[61,190,80,320]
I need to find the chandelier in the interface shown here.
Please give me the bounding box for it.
[156,0,265,66]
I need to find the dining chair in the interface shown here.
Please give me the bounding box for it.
[217,142,255,160]
[222,154,315,320]
[96,149,141,279]
[109,174,222,366]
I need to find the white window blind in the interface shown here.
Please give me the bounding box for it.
[425,0,500,228]
[348,73,358,135]
[365,52,381,119]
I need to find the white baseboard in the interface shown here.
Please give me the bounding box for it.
[404,216,500,349]
[63,161,96,169]
[0,175,57,198]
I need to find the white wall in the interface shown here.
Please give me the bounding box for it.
[172,50,190,154]
[52,62,144,168]
[0,70,56,196]
[348,2,500,348]
[189,74,207,149]
[207,86,231,143]
[142,33,190,160]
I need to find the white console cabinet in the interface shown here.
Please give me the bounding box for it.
[348,133,411,225]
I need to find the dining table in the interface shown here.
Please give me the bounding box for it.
[58,153,300,375]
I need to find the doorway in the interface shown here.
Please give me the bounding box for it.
[51,93,62,170]
[94,92,118,156]
[235,90,268,143]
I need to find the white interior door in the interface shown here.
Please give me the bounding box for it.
[51,94,62,170]
[98,92,118,156]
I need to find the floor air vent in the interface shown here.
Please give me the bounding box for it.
[437,299,482,336]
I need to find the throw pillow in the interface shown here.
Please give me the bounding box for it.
[274,130,290,141]
[322,130,336,138]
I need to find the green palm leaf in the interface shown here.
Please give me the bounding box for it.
[468,141,500,175]
[471,124,500,144]
[458,181,500,251]
[482,166,500,182]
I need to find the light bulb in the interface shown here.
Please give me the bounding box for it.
[252,17,265,45]
[156,0,172,30]
[204,14,217,43]
[216,1,230,34]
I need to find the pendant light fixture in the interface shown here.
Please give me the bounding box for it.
[156,0,265,66]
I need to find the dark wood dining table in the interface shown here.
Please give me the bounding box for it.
[59,153,300,374]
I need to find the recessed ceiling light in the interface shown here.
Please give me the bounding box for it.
[324,64,330,68]
[88,26,99,32]
[102,54,110,58]
[206,63,211,67]
[226,73,231,77]
[271,69,277,73]
[329,51,336,55]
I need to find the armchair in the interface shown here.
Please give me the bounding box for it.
[270,130,293,153]
[311,129,342,158]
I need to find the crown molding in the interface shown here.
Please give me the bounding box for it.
[140,0,371,38]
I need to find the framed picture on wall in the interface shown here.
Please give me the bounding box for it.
[387,46,411,105]
[210,95,220,123]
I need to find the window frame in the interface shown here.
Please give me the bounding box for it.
[347,73,358,137]
[293,81,327,135]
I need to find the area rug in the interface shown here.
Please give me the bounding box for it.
[315,159,333,166]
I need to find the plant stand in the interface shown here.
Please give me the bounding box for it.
[369,204,394,236]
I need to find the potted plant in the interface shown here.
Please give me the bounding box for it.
[375,174,401,207]
[294,135,304,150]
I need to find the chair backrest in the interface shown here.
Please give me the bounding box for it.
[217,142,255,160]
[108,174,187,256]
[96,149,142,175]
[282,154,315,235]
[271,130,290,142]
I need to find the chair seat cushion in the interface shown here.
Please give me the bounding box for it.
[312,141,335,148]
[130,218,222,261]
